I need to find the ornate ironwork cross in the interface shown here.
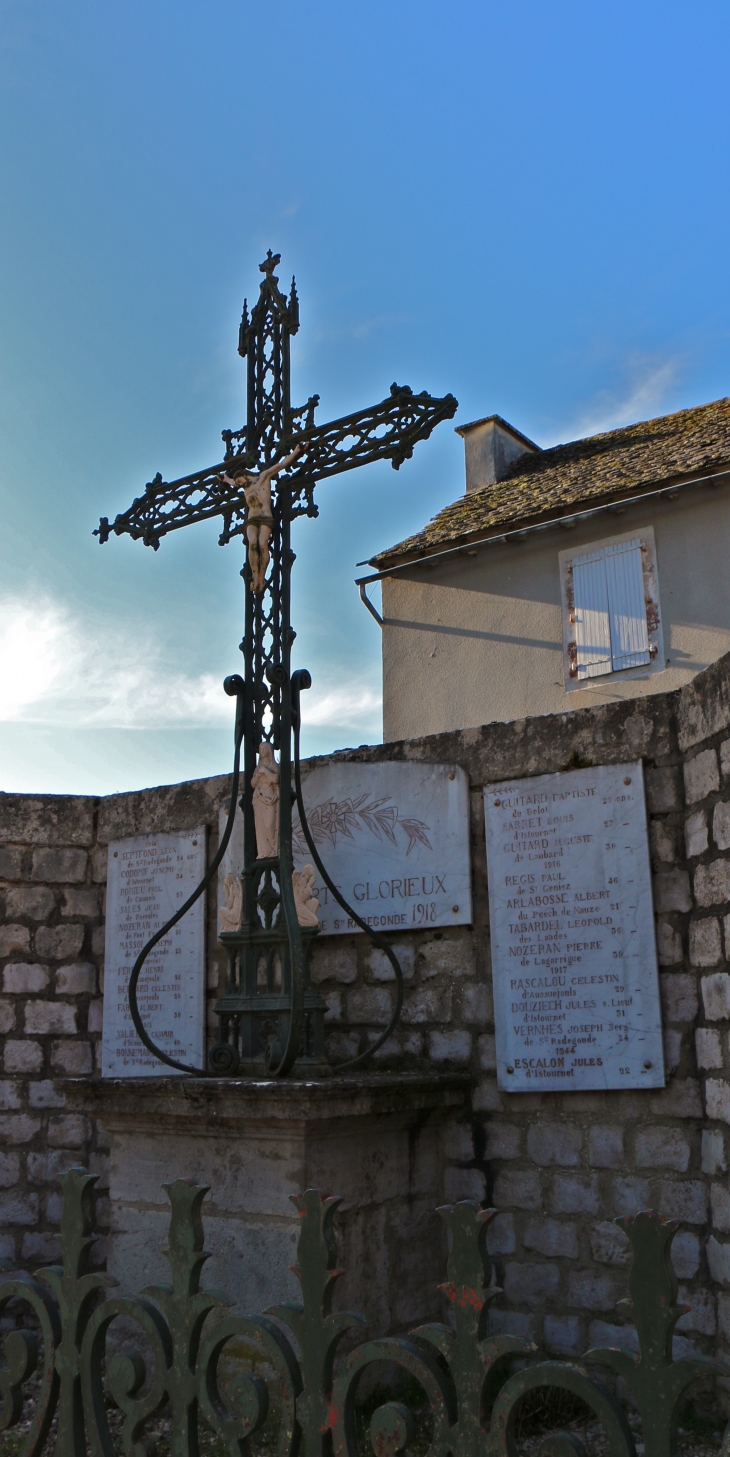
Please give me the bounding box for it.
[97,251,457,1077]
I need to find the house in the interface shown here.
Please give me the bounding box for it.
[361,397,730,742]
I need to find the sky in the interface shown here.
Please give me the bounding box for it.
[2,0,730,795]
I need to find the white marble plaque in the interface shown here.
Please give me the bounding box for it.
[484,761,664,1093]
[102,828,206,1077]
[218,761,472,938]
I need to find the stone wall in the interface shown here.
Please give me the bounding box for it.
[5,654,730,1380]
[0,795,107,1266]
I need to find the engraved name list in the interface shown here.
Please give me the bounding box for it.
[484,761,664,1093]
[102,828,206,1077]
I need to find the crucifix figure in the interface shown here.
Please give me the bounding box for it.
[97,250,457,1077]
[220,443,302,594]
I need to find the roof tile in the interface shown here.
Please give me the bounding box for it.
[373,395,730,565]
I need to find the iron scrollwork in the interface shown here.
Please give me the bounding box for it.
[0,1167,723,1457]
[96,250,458,1077]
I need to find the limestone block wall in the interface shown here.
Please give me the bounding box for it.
[5,654,730,1375]
[311,694,717,1365]
[0,796,108,1266]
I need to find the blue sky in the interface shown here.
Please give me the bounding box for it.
[2,0,730,794]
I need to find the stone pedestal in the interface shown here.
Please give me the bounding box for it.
[65,1073,470,1334]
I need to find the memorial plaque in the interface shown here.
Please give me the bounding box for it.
[484,760,664,1093]
[102,828,206,1077]
[218,761,472,938]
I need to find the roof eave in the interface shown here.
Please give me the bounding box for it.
[369,461,730,570]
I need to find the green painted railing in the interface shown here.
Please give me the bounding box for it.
[0,1169,723,1457]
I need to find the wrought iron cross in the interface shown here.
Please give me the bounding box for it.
[97,251,457,1077]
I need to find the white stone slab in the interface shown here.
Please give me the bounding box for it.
[102,828,206,1077]
[484,760,665,1093]
[218,762,472,938]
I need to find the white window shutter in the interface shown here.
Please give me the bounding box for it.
[604,539,650,671]
[571,549,612,678]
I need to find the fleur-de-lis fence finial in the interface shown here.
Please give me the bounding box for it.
[269,1190,365,1457]
[586,1211,719,1457]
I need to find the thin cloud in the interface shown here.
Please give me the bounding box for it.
[543,356,682,447]
[0,596,226,728]
[313,313,411,345]
[353,313,411,340]
[0,595,382,736]
[297,682,381,730]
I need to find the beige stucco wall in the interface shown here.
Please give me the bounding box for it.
[381,483,730,742]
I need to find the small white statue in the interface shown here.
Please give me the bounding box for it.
[220,444,303,595]
[219,873,242,933]
[292,863,320,927]
[251,742,280,859]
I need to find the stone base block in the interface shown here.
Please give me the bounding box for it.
[64,1072,470,1333]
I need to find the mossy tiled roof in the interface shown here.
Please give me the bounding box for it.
[372,395,730,566]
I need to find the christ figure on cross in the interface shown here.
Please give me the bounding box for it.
[220,443,303,594]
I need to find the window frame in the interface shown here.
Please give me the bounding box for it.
[558,526,664,692]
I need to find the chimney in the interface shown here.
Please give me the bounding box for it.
[455,415,539,495]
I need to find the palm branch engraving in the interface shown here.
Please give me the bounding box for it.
[293,792,432,858]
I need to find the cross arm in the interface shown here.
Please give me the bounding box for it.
[95,384,457,550]
[95,458,239,550]
[227,383,458,487]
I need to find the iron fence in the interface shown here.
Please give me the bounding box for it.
[0,1168,724,1457]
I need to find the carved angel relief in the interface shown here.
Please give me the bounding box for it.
[292,863,320,927]
[219,873,243,934]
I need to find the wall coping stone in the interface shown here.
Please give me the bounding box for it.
[679,651,730,751]
[61,1071,472,1128]
[0,794,95,847]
